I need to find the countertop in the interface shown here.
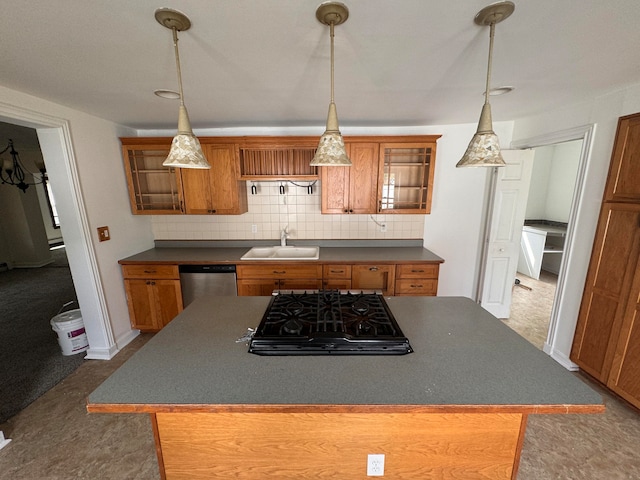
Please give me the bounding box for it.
[119,246,444,265]
[88,296,603,414]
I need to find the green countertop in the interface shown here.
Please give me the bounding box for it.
[88,296,603,413]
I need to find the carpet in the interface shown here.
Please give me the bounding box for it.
[0,247,84,423]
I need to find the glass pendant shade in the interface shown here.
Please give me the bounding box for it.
[311,102,351,166]
[456,103,505,167]
[163,105,210,169]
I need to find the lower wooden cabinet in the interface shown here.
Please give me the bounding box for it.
[122,265,183,332]
[322,265,352,290]
[236,264,323,296]
[395,263,439,296]
[351,265,395,295]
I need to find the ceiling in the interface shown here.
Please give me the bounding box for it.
[1,0,639,131]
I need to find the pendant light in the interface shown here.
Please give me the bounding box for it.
[155,8,210,169]
[310,2,351,166]
[456,1,514,168]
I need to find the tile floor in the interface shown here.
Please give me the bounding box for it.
[1,288,639,479]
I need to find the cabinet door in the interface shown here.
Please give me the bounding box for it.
[348,143,380,214]
[570,204,640,381]
[152,280,183,329]
[237,279,279,296]
[378,142,437,214]
[121,142,184,214]
[604,114,640,203]
[320,165,350,213]
[181,168,213,214]
[607,252,640,409]
[320,143,379,214]
[124,279,158,331]
[206,144,248,215]
[181,144,248,215]
[352,265,395,295]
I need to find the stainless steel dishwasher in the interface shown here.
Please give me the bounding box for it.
[179,265,237,307]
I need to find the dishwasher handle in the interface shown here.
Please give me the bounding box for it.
[179,264,236,274]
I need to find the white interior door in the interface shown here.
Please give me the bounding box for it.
[479,149,535,318]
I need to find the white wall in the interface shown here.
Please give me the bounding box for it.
[0,85,154,358]
[511,81,640,368]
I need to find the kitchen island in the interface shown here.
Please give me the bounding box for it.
[88,296,603,479]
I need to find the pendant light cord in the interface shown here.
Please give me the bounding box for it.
[172,27,185,107]
[329,22,335,104]
[484,22,495,106]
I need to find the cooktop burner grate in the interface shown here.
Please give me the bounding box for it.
[248,291,413,356]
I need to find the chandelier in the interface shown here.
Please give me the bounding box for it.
[0,139,45,193]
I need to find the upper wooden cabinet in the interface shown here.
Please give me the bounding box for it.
[320,142,380,214]
[379,141,438,214]
[604,114,640,203]
[121,139,183,214]
[181,144,248,215]
[237,137,319,181]
[570,112,640,410]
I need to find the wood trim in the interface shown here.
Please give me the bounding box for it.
[86,402,605,415]
[150,414,167,480]
[510,413,529,480]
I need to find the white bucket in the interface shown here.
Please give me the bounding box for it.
[50,309,89,356]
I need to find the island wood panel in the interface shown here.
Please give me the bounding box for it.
[153,411,526,480]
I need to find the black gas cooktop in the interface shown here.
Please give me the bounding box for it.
[248,290,413,356]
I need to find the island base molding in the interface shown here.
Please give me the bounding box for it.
[150,411,527,479]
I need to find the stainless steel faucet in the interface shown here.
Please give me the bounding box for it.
[280,226,289,247]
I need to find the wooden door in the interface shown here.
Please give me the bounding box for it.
[206,144,247,215]
[152,280,184,329]
[320,165,350,213]
[124,279,157,331]
[608,250,640,408]
[570,203,640,381]
[348,143,379,214]
[604,113,640,203]
[181,168,213,214]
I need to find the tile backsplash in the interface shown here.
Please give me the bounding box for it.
[151,181,425,241]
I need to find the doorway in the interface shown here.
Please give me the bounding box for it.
[508,126,595,360]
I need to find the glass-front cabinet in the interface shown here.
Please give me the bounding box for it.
[378,141,438,214]
[121,139,183,214]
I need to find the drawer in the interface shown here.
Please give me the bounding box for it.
[237,264,322,279]
[395,278,438,296]
[396,264,439,279]
[122,264,179,279]
[323,265,352,279]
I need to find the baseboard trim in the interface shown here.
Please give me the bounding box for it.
[84,329,140,360]
[545,345,579,371]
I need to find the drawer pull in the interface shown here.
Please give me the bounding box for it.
[330,269,344,274]
[273,270,286,274]
[411,269,425,273]
[369,267,379,271]
[143,270,156,274]
[411,284,423,288]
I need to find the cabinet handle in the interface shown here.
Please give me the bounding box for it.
[330,269,343,274]
[143,270,156,274]
[273,270,286,274]
[411,284,423,288]
[369,266,379,271]
[411,269,425,273]
[343,209,349,213]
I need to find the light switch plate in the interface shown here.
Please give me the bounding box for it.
[97,226,110,242]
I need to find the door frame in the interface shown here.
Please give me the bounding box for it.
[0,103,115,359]
[510,124,595,368]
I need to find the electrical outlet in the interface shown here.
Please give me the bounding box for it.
[251,224,258,233]
[367,454,385,476]
[97,226,110,242]
[380,223,387,232]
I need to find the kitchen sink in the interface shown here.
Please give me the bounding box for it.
[241,246,320,260]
